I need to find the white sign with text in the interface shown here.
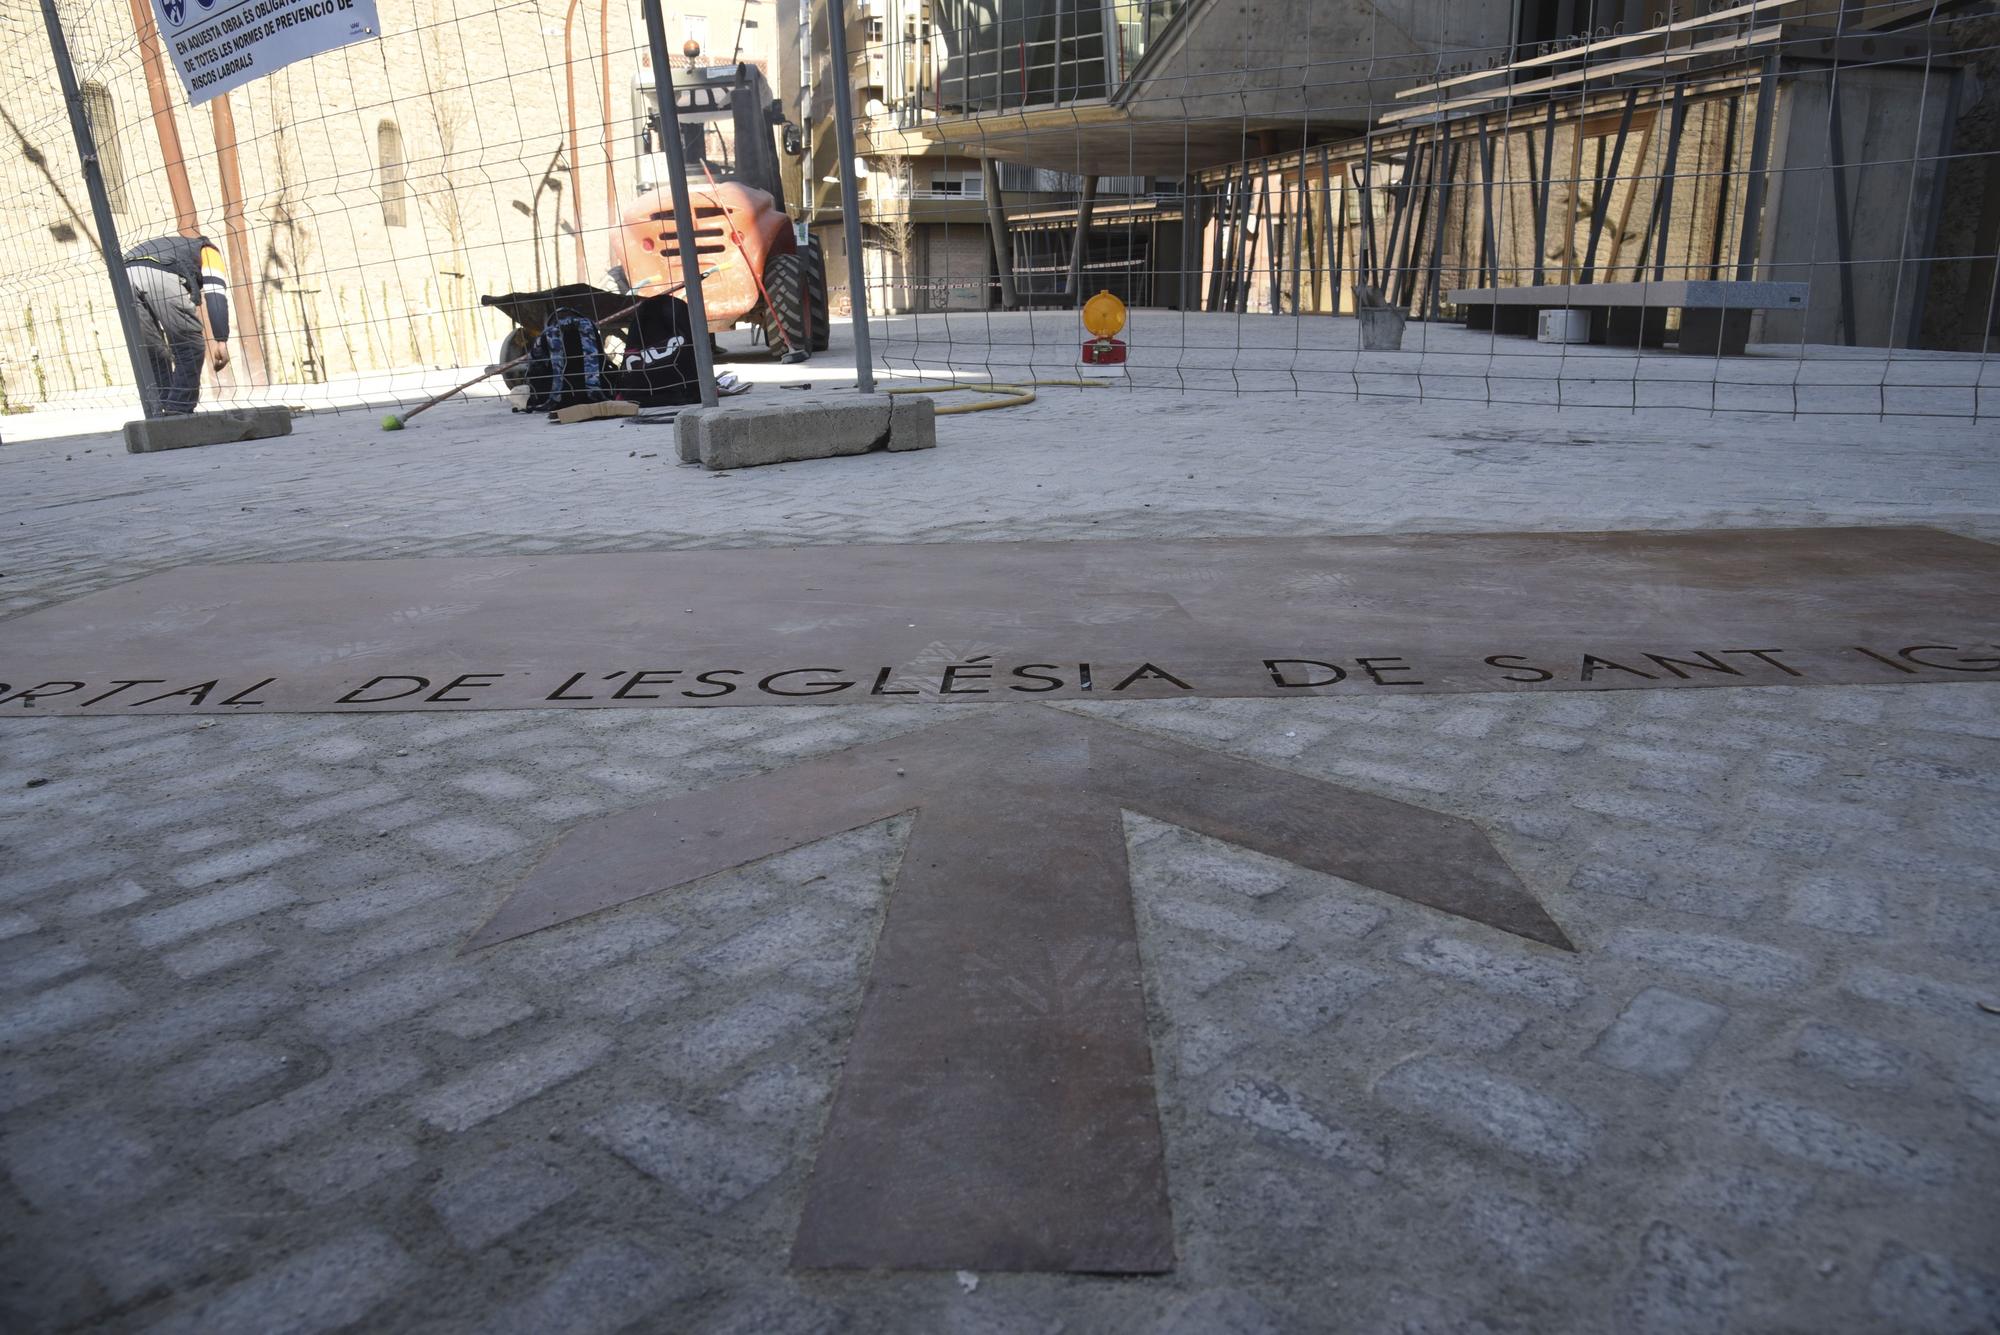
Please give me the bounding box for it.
[152,0,379,105]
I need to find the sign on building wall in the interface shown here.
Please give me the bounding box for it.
[152,0,381,105]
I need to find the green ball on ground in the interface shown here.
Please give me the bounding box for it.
[381,414,403,431]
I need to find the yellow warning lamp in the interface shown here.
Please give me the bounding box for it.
[1082,290,1126,340]
[1080,290,1128,368]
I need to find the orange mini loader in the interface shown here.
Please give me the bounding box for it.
[610,59,828,358]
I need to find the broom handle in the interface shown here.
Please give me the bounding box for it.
[394,271,711,426]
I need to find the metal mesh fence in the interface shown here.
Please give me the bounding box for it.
[2,0,1995,431]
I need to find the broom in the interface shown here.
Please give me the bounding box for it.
[380,270,713,431]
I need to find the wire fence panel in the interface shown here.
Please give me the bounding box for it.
[0,0,1995,429]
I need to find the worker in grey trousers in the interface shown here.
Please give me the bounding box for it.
[122,233,232,414]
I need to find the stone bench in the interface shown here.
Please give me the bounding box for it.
[1445,280,1808,357]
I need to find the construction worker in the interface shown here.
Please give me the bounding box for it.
[122,233,231,414]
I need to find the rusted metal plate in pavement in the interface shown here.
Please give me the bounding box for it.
[2,526,1994,714]
[471,707,1567,1273]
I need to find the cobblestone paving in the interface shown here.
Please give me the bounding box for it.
[1,391,1997,1333]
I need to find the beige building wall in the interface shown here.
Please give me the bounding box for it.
[0,0,775,407]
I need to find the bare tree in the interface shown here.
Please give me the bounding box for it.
[867,154,916,312]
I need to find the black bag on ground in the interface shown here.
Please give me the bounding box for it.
[523,306,612,412]
[611,293,702,407]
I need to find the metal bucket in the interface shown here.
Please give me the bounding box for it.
[1358,306,1407,351]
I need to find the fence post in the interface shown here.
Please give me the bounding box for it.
[824,0,875,392]
[638,0,720,408]
[40,0,163,418]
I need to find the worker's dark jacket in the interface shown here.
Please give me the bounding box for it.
[123,234,231,339]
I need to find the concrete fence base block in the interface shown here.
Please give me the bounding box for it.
[674,392,936,470]
[885,393,937,451]
[123,406,293,454]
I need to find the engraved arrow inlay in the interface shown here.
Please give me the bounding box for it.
[469,706,1570,1274]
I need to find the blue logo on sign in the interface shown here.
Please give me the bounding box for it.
[197,0,217,9]
[161,0,186,24]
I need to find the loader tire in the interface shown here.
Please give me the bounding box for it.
[762,252,810,358]
[801,240,831,351]
[497,326,533,389]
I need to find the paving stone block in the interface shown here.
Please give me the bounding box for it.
[1153,1288,1284,1335]
[1588,987,1729,1082]
[427,992,537,1040]
[1869,1246,2000,1334]
[87,1202,250,1306]
[0,1064,56,1115]
[145,1231,411,1335]
[657,992,824,1081]
[403,816,530,865]
[123,405,292,454]
[1457,1189,1590,1275]
[1400,935,1584,1009]
[274,1134,419,1205]
[1149,898,1294,952]
[162,928,272,978]
[297,872,461,932]
[1207,1076,1385,1175]
[721,1064,829,1123]
[570,961,692,1022]
[150,1040,294,1107]
[1793,1022,1911,1090]
[486,1241,682,1335]
[133,876,298,946]
[1250,964,1386,1036]
[1605,928,1810,993]
[1619,1220,1740,1335]
[430,1151,579,1251]
[302,964,478,1040]
[1841,965,1996,1024]
[3,941,87,990]
[585,1102,785,1211]
[3,1111,168,1212]
[0,974,133,1046]
[1787,871,1887,936]
[504,913,682,979]
[162,825,238,854]
[413,1031,612,1132]
[171,837,318,888]
[1375,1056,1599,1174]
[693,904,849,978]
[60,879,149,918]
[1671,1164,1815,1229]
[1720,1090,1956,1185]
[215,1051,428,1158]
[1395,999,1530,1053]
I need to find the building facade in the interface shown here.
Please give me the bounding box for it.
[791,0,1999,348]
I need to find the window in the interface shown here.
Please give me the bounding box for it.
[80,83,128,215]
[866,17,884,42]
[377,120,407,228]
[929,170,982,197]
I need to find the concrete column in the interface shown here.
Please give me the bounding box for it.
[981,157,1019,310]
[1067,175,1098,305]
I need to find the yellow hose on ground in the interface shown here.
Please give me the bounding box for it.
[884,379,1110,415]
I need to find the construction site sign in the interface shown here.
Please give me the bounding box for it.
[152,0,380,105]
